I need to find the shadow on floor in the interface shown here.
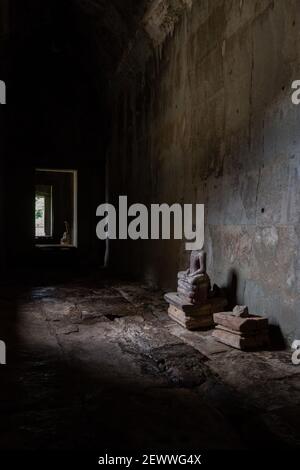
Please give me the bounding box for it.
[0,270,299,450]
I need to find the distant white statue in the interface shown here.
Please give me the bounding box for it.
[61,221,72,246]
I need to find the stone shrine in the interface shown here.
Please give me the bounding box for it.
[213,307,269,350]
[165,250,227,330]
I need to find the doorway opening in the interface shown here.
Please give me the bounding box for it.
[35,169,78,247]
[35,185,53,237]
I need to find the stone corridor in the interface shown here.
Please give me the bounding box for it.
[1,273,300,450]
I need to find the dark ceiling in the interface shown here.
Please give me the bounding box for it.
[74,0,149,76]
[9,0,149,79]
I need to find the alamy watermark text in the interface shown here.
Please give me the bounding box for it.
[96,196,204,251]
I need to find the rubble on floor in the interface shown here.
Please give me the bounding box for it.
[0,275,299,449]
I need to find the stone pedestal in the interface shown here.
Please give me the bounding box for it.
[165,292,227,331]
[212,312,269,351]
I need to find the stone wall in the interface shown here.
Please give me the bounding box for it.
[0,0,9,275]
[109,0,300,344]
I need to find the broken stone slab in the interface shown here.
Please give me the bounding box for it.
[232,305,249,318]
[213,312,269,334]
[212,327,269,351]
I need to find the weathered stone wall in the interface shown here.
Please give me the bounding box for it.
[109,0,300,344]
[0,0,9,275]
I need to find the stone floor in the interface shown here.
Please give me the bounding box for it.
[0,271,300,450]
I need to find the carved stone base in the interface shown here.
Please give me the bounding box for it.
[164,292,227,331]
[213,312,269,334]
[212,327,269,351]
[168,305,214,330]
[212,312,269,350]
